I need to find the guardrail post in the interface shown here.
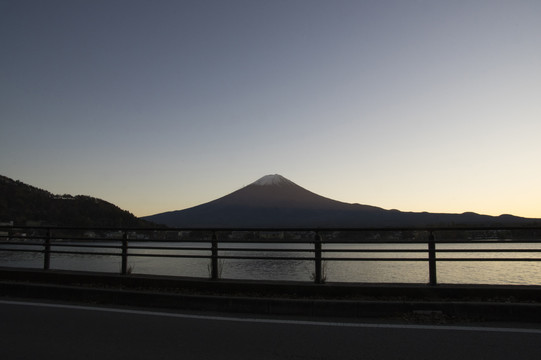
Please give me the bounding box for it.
[314,231,323,284]
[428,230,437,286]
[121,231,128,275]
[43,229,51,270]
[211,231,219,280]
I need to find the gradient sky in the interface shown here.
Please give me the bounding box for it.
[1,0,540,218]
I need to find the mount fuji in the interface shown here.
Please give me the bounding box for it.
[142,174,537,228]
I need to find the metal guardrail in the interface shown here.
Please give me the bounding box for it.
[1,226,541,285]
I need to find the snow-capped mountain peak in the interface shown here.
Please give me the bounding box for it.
[142,173,530,228]
[252,174,291,186]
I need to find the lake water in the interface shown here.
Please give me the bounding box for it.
[1,241,541,285]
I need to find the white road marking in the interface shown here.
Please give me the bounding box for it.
[1,299,541,334]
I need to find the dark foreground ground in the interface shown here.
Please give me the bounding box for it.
[3,298,541,360]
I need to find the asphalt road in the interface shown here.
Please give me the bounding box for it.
[1,300,541,360]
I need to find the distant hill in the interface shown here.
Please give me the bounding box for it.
[143,174,540,228]
[0,174,152,228]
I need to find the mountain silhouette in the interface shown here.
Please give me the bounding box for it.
[143,174,538,228]
[0,174,152,228]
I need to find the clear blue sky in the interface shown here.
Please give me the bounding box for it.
[1,0,540,218]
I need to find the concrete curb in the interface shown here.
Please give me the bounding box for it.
[2,268,541,322]
[2,281,541,322]
[3,267,541,300]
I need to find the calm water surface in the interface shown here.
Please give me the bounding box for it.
[1,241,541,285]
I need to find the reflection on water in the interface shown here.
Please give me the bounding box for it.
[221,259,313,281]
[1,241,541,285]
[218,242,313,281]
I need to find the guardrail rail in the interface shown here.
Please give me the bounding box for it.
[1,226,540,285]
